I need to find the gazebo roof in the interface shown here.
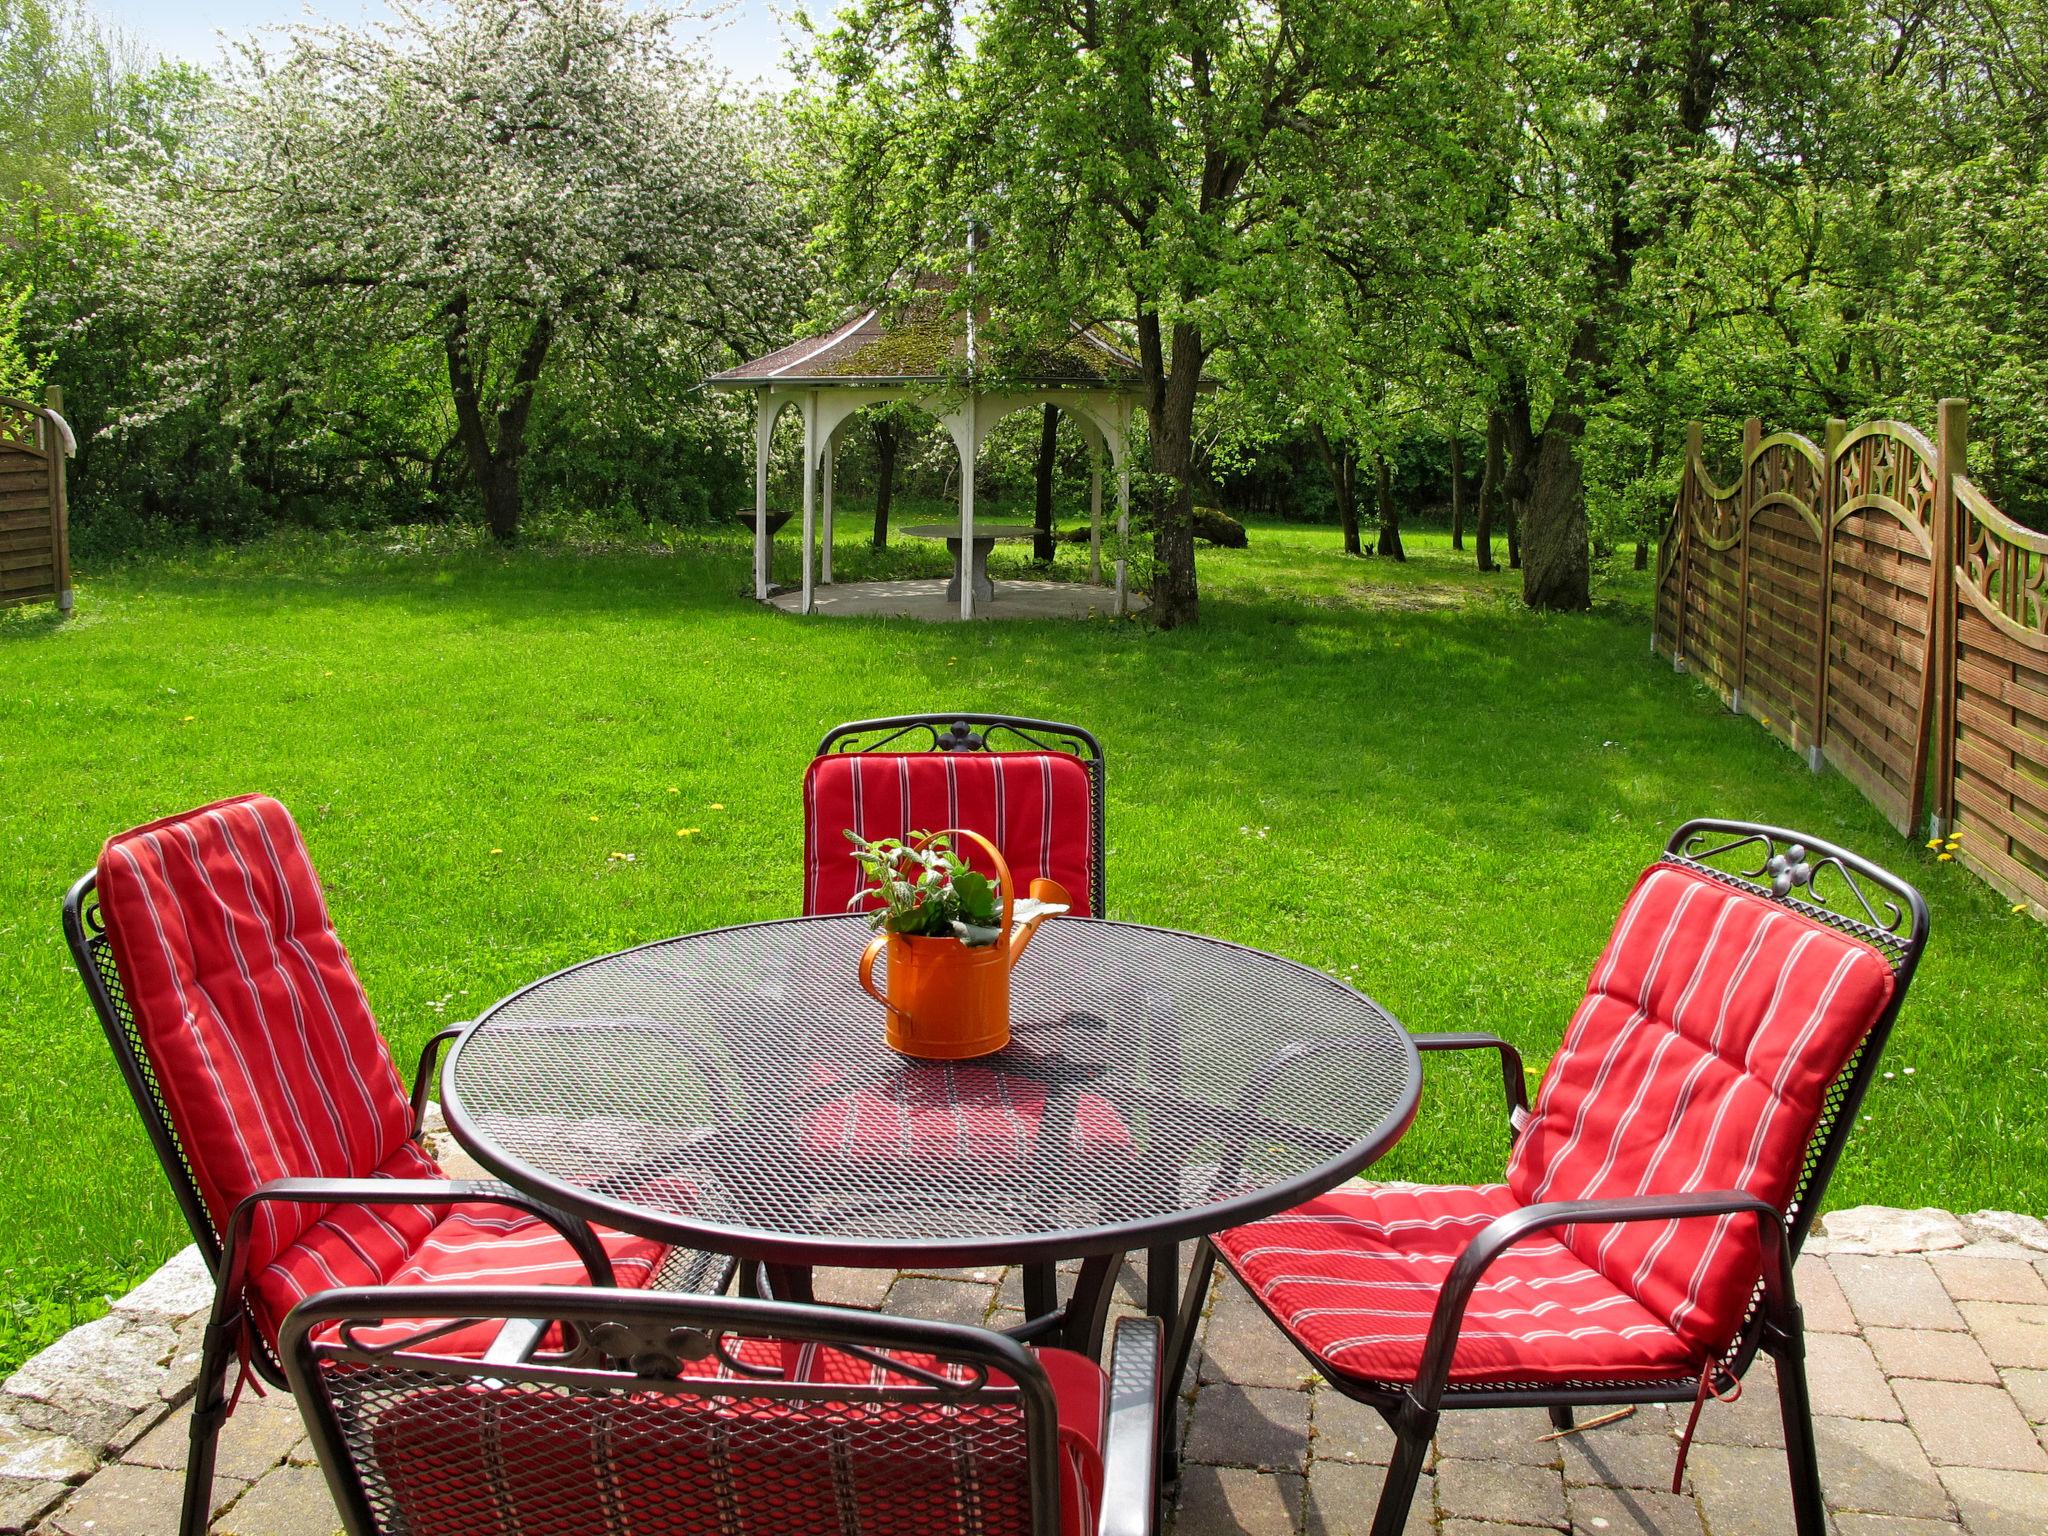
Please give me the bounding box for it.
[707,276,1143,390]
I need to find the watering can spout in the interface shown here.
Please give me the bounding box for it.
[1006,877,1072,965]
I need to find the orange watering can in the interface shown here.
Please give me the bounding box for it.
[857,828,1069,1059]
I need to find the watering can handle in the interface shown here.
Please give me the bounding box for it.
[858,934,890,1010]
[916,827,1015,939]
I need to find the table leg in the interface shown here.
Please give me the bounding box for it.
[969,536,996,605]
[943,537,964,602]
[1158,1239,1216,1484]
[762,1263,816,1305]
[1022,1262,1060,1324]
[1060,1252,1123,1357]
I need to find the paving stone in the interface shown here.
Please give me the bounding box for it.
[1824,1207,1968,1254]
[1198,1290,1315,1389]
[42,1462,246,1536]
[1182,1382,1310,1472]
[0,1413,95,1485]
[1832,1255,1967,1332]
[1932,1255,2048,1306]
[2,1317,178,1450]
[879,1275,994,1327]
[210,1464,342,1536]
[1798,1252,1858,1333]
[1300,1459,1433,1535]
[1812,1415,1950,1519]
[1955,1301,2048,1370]
[1565,1482,1705,1533]
[0,1474,71,1534]
[109,1248,212,1327]
[1169,1463,1305,1536]
[1687,1443,1803,1535]
[1832,1519,1965,1535]
[1559,1432,1685,1492]
[1439,1524,1543,1536]
[1308,1387,1397,1465]
[161,1315,207,1405]
[811,1267,894,1309]
[1866,1327,2001,1384]
[1893,1379,2048,1472]
[1693,1356,1788,1448]
[1434,1457,1566,1527]
[1810,1331,1905,1421]
[1965,1213,2048,1254]
[1938,1466,2048,1532]
[125,1396,304,1483]
[1432,1408,1561,1469]
[2003,1368,2048,1423]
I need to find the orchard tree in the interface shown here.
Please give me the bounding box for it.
[104,0,802,542]
[807,0,1481,626]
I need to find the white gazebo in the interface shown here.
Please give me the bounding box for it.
[706,278,1142,620]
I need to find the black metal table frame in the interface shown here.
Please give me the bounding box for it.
[441,915,1420,1445]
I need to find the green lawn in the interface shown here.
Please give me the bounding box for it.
[4,516,2043,1373]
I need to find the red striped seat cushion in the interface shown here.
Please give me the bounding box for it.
[1213,1183,1696,1388]
[798,1064,1135,1163]
[369,1341,1108,1535]
[1507,863,1895,1357]
[804,752,1096,917]
[97,795,420,1291]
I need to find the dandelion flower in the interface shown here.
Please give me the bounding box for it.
[489,848,503,856]
[1938,852,1953,862]
[667,786,680,794]
[588,814,600,822]
[1927,839,1943,850]
[181,714,195,722]
[678,827,701,837]
[708,803,725,811]
[2014,904,2029,915]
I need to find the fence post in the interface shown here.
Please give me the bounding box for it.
[1731,417,1760,714]
[1813,417,1843,771]
[44,383,69,615]
[1928,398,1967,838]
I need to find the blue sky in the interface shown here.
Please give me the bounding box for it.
[93,1,802,88]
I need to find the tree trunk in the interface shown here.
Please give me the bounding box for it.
[1475,410,1501,572]
[871,416,898,549]
[1309,424,1362,556]
[1375,452,1404,560]
[1520,320,1596,611]
[1449,433,1464,551]
[1138,311,1205,628]
[1033,403,1058,562]
[1500,376,1534,572]
[1634,539,1649,570]
[444,297,552,545]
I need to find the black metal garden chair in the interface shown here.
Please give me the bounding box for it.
[804,713,1107,918]
[64,794,733,1536]
[1168,819,1929,1536]
[281,1284,1163,1536]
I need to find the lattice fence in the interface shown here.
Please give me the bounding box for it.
[0,389,73,613]
[1654,400,2048,916]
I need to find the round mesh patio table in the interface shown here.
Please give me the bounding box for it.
[444,913,1419,1354]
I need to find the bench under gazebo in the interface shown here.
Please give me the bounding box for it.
[707,278,1143,620]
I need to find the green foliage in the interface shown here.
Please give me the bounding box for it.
[845,831,1005,942]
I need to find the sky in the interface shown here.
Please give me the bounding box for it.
[91,0,802,88]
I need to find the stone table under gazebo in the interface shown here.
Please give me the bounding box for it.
[707,276,1144,620]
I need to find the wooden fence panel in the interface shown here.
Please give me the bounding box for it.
[1739,433,1826,752]
[0,394,69,612]
[1822,423,1940,835]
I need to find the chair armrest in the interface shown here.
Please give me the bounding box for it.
[409,1025,467,1138]
[1409,1190,1791,1410]
[1098,1315,1163,1536]
[221,1176,619,1297]
[1411,1032,1531,1132]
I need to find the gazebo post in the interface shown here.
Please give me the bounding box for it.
[753,390,773,600]
[821,434,836,586]
[959,395,977,620]
[1115,430,1131,618]
[1088,442,1104,585]
[800,390,818,615]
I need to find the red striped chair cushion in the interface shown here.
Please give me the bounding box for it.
[368,1342,1108,1535]
[798,1064,1135,1163]
[803,752,1096,917]
[1506,862,1895,1357]
[1213,1183,1696,1388]
[97,795,418,1287]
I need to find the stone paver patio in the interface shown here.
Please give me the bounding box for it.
[7,1183,2048,1535]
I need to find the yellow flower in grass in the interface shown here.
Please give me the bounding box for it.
[677,827,701,837]
[2013,904,2029,915]
[1938,853,1954,862]
[489,848,503,856]
[708,803,725,811]
[588,814,600,822]
[1927,839,1944,850]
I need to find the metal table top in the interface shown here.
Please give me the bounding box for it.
[443,915,1421,1269]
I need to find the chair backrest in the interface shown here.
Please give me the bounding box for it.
[282,1286,1071,1536]
[70,795,417,1291]
[1507,820,1927,1363]
[805,714,1106,918]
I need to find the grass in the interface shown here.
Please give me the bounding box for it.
[3,514,2044,1374]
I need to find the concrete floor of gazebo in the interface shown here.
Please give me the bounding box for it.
[767,578,1145,620]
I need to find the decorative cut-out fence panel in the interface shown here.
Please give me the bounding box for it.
[0,388,73,613]
[1655,399,2048,916]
